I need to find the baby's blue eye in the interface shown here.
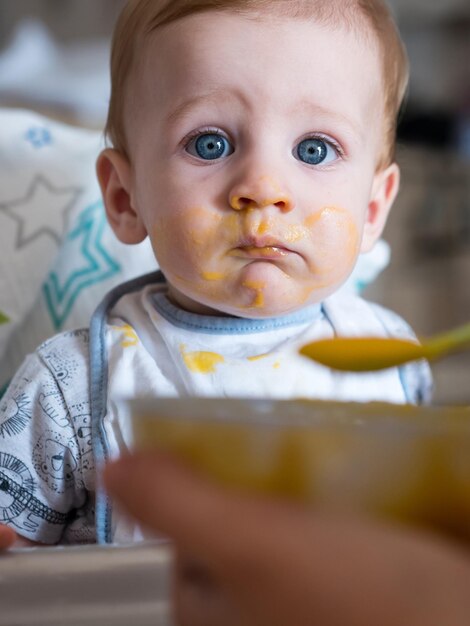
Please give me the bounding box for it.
[296,138,336,165]
[187,133,233,160]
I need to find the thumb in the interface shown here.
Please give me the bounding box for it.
[103,452,249,559]
[0,524,17,550]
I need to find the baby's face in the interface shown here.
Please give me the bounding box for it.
[125,11,387,317]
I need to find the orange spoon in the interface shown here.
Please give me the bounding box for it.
[299,322,470,372]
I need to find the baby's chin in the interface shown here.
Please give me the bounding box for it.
[187,280,335,319]
[168,263,344,318]
[227,289,328,319]
[227,264,338,318]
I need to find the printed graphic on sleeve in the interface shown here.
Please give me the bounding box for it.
[43,201,121,329]
[0,175,82,248]
[71,403,93,467]
[0,310,9,325]
[40,350,81,389]
[0,392,31,438]
[0,452,67,532]
[33,430,79,494]
[39,391,70,428]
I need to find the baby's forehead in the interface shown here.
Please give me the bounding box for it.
[133,10,381,77]
[126,12,385,142]
[107,1,404,167]
[136,14,382,93]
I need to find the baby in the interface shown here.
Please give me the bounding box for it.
[0,0,431,547]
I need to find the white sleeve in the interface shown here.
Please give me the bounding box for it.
[0,352,87,544]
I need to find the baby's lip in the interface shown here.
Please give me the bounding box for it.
[239,235,291,249]
[234,246,291,260]
[232,236,294,259]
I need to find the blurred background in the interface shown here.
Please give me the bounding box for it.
[0,0,469,404]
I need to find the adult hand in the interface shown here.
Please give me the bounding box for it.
[0,524,17,550]
[104,452,470,626]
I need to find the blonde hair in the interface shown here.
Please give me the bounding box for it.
[105,0,409,169]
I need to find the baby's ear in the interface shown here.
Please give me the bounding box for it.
[361,162,400,253]
[96,149,147,244]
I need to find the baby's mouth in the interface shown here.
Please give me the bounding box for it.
[230,234,294,259]
[232,245,290,260]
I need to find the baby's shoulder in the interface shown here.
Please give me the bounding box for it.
[323,292,415,339]
[326,294,433,404]
[367,302,433,405]
[35,328,91,386]
[38,327,90,353]
[367,302,417,340]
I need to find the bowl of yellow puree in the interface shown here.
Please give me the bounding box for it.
[128,397,470,542]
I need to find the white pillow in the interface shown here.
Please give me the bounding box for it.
[0,108,390,392]
[0,108,156,390]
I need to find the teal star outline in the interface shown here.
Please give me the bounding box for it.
[43,201,121,330]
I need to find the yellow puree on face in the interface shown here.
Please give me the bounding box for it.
[242,280,265,308]
[256,220,271,235]
[178,204,359,310]
[201,271,225,281]
[180,344,225,374]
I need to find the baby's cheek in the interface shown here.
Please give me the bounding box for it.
[307,207,360,282]
[151,208,220,271]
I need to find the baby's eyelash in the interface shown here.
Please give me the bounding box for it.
[304,133,345,157]
[182,127,227,146]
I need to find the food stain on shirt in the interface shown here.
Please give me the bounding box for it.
[180,344,225,374]
[112,324,139,348]
[247,353,269,362]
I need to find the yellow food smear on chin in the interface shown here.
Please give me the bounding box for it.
[180,344,225,374]
[243,280,265,308]
[253,291,264,307]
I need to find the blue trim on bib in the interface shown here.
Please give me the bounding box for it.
[151,293,322,334]
[89,270,165,544]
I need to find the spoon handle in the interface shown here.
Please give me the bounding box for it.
[425,321,470,358]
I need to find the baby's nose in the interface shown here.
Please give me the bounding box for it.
[229,176,294,212]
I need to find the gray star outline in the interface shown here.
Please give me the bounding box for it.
[0,174,83,249]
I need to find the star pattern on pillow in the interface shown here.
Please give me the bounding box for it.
[0,175,82,249]
[43,201,121,329]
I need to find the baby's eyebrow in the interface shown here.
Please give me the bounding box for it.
[166,89,247,125]
[165,91,364,141]
[292,100,363,138]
